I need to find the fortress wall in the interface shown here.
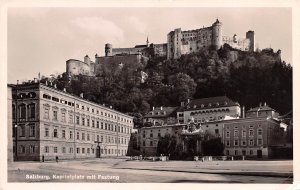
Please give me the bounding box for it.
[153,43,167,57]
[112,47,145,56]
[66,59,93,76]
[223,36,250,51]
[95,54,145,76]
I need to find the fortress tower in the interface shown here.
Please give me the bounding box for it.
[212,19,223,50]
[105,43,113,56]
[246,31,255,52]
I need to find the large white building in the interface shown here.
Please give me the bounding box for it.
[11,82,134,161]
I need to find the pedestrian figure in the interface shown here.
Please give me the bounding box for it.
[56,156,58,163]
[42,155,44,162]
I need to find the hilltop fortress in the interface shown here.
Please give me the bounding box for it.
[66,19,255,76]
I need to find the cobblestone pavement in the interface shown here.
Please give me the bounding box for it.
[7,158,293,183]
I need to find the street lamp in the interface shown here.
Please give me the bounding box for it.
[14,124,18,161]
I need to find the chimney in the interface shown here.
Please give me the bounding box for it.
[80,93,83,98]
[259,102,262,107]
[152,106,155,110]
[241,106,245,118]
[63,88,66,92]
[264,102,267,106]
[187,99,190,103]
[160,106,163,110]
[110,106,112,109]
[50,81,53,86]
[45,81,48,85]
[54,84,57,88]
[17,80,19,85]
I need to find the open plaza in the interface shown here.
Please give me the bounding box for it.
[7,158,293,183]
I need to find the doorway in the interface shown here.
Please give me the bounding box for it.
[257,150,262,158]
[96,146,101,158]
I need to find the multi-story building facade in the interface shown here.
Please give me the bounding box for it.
[223,117,286,158]
[7,85,13,162]
[177,96,241,124]
[139,110,286,158]
[11,82,134,161]
[143,106,178,126]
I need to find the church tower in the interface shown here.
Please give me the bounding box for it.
[146,36,149,47]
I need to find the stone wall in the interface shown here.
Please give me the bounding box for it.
[66,59,94,76]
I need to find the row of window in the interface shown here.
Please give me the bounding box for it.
[12,103,36,120]
[44,107,132,130]
[226,128,263,138]
[43,93,131,124]
[226,139,263,147]
[13,124,36,137]
[190,108,230,116]
[225,149,258,156]
[44,127,129,145]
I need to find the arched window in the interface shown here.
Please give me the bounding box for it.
[19,104,26,120]
[28,103,36,119]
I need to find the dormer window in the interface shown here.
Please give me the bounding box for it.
[216,102,219,106]
[201,104,204,108]
[224,101,228,106]
[208,103,211,107]
[193,105,197,108]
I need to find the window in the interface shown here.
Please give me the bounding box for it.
[62,147,66,153]
[101,122,103,129]
[20,145,25,154]
[28,104,35,119]
[242,130,246,137]
[150,141,153,146]
[226,140,230,146]
[53,110,58,120]
[234,130,239,137]
[82,105,84,110]
[69,147,73,153]
[44,108,49,119]
[226,131,230,138]
[29,124,35,137]
[97,121,99,128]
[70,131,73,139]
[143,141,146,146]
[62,130,66,138]
[45,146,49,153]
[77,148,80,154]
[45,128,49,137]
[249,129,254,136]
[19,104,26,120]
[105,123,107,130]
[29,145,35,153]
[234,140,238,146]
[62,112,66,122]
[92,120,95,127]
[82,133,85,140]
[82,118,85,126]
[215,129,219,135]
[76,116,80,125]
[87,134,90,141]
[258,139,263,145]
[250,150,253,155]
[258,128,263,136]
[54,147,58,153]
[77,132,80,140]
[249,139,254,146]
[69,114,73,124]
[20,125,25,137]
[87,148,90,154]
[150,133,153,138]
[87,119,90,126]
[158,133,161,138]
[235,150,238,155]
[53,129,58,138]
[82,148,85,154]
[242,140,247,146]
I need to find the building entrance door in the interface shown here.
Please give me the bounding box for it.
[242,150,246,156]
[257,150,262,158]
[96,146,101,158]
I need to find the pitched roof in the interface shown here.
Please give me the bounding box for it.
[183,96,239,111]
[247,105,274,112]
[144,106,178,118]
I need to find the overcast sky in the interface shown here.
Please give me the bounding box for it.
[7,7,292,83]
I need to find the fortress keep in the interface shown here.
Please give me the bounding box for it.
[66,19,255,76]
